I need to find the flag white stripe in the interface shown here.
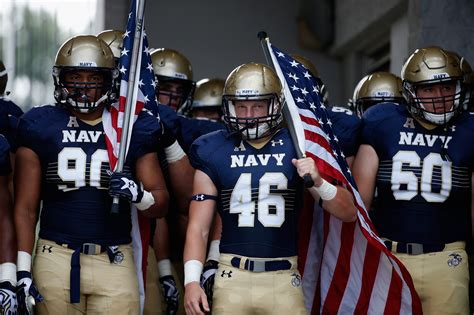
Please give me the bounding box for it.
[302,204,324,311]
[338,228,367,314]
[319,214,342,306]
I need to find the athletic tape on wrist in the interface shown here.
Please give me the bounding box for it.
[157,259,173,277]
[17,251,32,272]
[206,240,220,262]
[136,190,155,211]
[0,263,17,285]
[312,179,337,201]
[164,141,186,163]
[184,260,203,286]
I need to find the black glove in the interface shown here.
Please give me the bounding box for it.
[0,281,17,315]
[159,275,179,315]
[17,271,43,315]
[200,260,218,309]
[109,171,144,203]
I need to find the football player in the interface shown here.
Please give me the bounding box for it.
[351,71,405,117]
[0,134,16,314]
[187,78,225,121]
[14,35,169,314]
[183,63,357,315]
[0,60,24,146]
[352,46,473,314]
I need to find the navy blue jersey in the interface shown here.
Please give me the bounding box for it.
[178,116,224,152]
[327,106,361,158]
[0,97,24,149]
[0,135,11,176]
[16,105,161,245]
[362,103,474,244]
[189,128,304,258]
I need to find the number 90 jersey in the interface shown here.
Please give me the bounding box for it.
[361,103,474,244]
[189,128,303,258]
[16,105,161,245]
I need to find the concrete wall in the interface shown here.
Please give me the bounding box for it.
[104,0,344,105]
[408,0,474,63]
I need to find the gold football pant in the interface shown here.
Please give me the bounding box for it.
[212,254,307,315]
[33,238,140,315]
[391,241,469,315]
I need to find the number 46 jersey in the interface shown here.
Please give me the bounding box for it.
[362,103,474,244]
[16,105,161,245]
[189,128,303,259]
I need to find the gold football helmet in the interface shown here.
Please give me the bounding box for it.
[223,63,283,140]
[97,30,124,60]
[53,35,118,113]
[290,54,329,105]
[401,46,463,125]
[188,78,225,118]
[150,48,195,112]
[0,60,7,96]
[352,72,404,117]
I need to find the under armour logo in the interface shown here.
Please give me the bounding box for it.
[403,117,415,129]
[221,270,232,278]
[449,125,456,132]
[67,116,79,128]
[195,194,204,201]
[271,139,284,146]
[42,245,52,253]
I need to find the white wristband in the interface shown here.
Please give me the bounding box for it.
[206,240,220,262]
[312,179,337,201]
[164,140,186,163]
[136,190,155,211]
[157,259,172,277]
[184,259,203,286]
[0,263,17,285]
[17,251,32,272]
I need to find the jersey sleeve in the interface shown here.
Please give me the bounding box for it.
[188,132,221,185]
[360,103,394,150]
[15,107,44,154]
[0,135,11,176]
[128,109,162,162]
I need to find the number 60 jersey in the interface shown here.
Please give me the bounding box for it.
[362,102,474,244]
[16,104,161,245]
[189,128,303,259]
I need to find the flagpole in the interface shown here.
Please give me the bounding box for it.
[111,0,147,214]
[257,31,314,188]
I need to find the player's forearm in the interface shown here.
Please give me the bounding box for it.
[311,185,358,222]
[140,188,169,218]
[168,156,195,213]
[184,222,208,264]
[0,189,16,263]
[14,204,37,254]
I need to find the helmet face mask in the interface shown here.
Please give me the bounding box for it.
[401,46,464,125]
[155,75,195,112]
[404,79,462,125]
[150,48,195,112]
[223,63,283,140]
[53,35,118,113]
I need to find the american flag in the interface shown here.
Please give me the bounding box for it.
[102,0,159,313]
[266,41,422,314]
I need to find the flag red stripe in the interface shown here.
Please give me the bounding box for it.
[322,221,356,314]
[298,192,316,276]
[354,243,381,314]
[383,268,403,315]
